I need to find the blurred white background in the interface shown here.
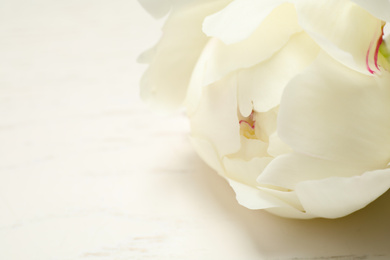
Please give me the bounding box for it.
[1,0,390,259]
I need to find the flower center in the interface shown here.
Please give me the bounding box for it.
[378,37,390,72]
[367,22,390,73]
[239,111,257,139]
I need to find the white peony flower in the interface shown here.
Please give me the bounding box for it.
[139,0,390,219]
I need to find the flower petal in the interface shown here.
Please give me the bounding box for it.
[138,0,172,19]
[228,179,294,210]
[140,1,231,111]
[223,156,272,186]
[265,207,316,219]
[189,136,224,175]
[237,32,319,115]
[267,132,292,157]
[294,0,384,74]
[278,53,390,169]
[350,0,390,22]
[190,73,241,158]
[227,136,269,161]
[257,152,367,191]
[138,0,231,19]
[258,187,305,212]
[296,168,390,218]
[202,3,302,88]
[203,0,287,44]
[186,3,302,115]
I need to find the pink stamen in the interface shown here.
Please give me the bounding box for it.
[374,26,384,70]
[366,41,375,74]
[239,120,255,129]
[366,24,384,74]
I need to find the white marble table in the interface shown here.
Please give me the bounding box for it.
[1,1,390,259]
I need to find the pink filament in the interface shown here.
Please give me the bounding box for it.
[239,120,255,129]
[366,25,384,74]
[374,28,384,70]
[366,42,375,74]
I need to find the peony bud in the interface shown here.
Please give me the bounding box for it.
[140,0,390,219]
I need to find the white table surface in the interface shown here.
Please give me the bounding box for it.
[1,1,390,259]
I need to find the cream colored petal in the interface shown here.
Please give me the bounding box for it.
[296,168,390,218]
[258,187,304,212]
[189,136,224,174]
[186,3,302,115]
[253,107,278,141]
[238,32,319,115]
[267,132,292,157]
[295,0,384,74]
[138,0,172,18]
[228,136,269,161]
[190,73,241,158]
[350,0,390,22]
[140,1,231,111]
[201,3,302,88]
[203,0,287,44]
[265,207,316,219]
[185,38,219,115]
[223,156,272,186]
[278,53,390,169]
[257,152,368,191]
[138,0,232,19]
[228,180,294,210]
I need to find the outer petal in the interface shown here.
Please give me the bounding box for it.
[237,32,319,115]
[265,206,316,219]
[296,168,390,218]
[203,0,287,44]
[294,0,384,74]
[257,152,368,190]
[228,180,294,210]
[138,0,231,19]
[227,136,269,161]
[278,53,390,169]
[187,3,302,115]
[203,3,302,88]
[140,0,231,111]
[267,132,292,157]
[190,73,241,158]
[258,187,305,212]
[138,0,172,19]
[229,180,317,219]
[350,0,390,22]
[189,136,224,174]
[223,157,272,186]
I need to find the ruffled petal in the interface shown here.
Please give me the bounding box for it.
[257,152,367,190]
[189,136,224,174]
[294,0,384,74]
[265,206,316,219]
[267,132,292,157]
[138,0,172,19]
[278,53,390,169]
[227,136,269,161]
[228,180,294,210]
[223,156,272,186]
[253,108,278,141]
[138,0,231,19]
[350,0,390,22]
[190,73,241,158]
[140,1,231,111]
[203,0,287,44]
[202,3,302,88]
[185,38,219,114]
[258,187,304,212]
[238,32,319,115]
[296,168,390,218]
